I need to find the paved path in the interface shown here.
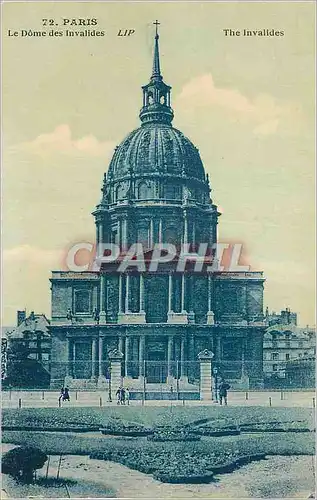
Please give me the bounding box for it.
[2,390,315,409]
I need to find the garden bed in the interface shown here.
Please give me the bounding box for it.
[239,421,314,433]
[3,427,314,484]
[2,425,100,433]
[192,427,240,437]
[147,427,201,442]
[2,406,314,430]
[99,417,153,437]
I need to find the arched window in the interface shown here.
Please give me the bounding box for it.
[137,222,149,248]
[115,183,127,201]
[164,225,179,244]
[138,181,152,200]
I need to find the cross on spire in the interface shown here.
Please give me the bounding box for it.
[153,19,160,38]
[151,20,161,79]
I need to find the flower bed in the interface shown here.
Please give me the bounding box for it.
[192,426,240,437]
[147,425,201,442]
[239,421,313,433]
[99,417,153,437]
[2,424,100,433]
[90,447,264,483]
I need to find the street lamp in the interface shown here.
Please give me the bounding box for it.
[213,367,219,402]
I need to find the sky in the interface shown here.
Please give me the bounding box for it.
[2,1,315,326]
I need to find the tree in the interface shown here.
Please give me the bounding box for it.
[1,446,48,483]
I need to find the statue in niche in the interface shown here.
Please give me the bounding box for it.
[183,186,190,204]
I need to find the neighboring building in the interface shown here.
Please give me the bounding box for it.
[6,310,51,363]
[3,311,51,388]
[1,337,8,381]
[49,26,266,391]
[265,307,298,327]
[285,355,315,389]
[263,308,316,385]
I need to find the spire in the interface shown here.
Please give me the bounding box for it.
[139,21,174,126]
[151,20,162,81]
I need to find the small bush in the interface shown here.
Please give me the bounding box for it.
[1,446,47,483]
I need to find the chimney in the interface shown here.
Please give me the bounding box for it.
[17,310,26,326]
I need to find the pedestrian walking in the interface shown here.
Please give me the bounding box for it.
[116,387,121,405]
[125,387,130,405]
[219,380,230,406]
[120,387,126,405]
[58,387,64,403]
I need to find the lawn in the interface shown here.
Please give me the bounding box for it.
[2,405,315,429]
[2,405,315,484]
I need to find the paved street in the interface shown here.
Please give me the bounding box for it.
[2,390,315,409]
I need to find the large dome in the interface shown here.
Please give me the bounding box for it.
[107,123,205,182]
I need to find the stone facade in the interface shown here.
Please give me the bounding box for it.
[49,27,266,391]
[263,309,315,383]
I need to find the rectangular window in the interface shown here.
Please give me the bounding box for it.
[272,364,278,371]
[285,353,290,361]
[272,352,279,361]
[74,290,91,313]
[222,287,238,313]
[222,339,242,360]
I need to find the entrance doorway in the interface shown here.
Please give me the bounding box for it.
[146,341,167,383]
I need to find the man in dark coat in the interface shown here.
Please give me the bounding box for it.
[218,380,230,405]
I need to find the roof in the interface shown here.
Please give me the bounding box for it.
[7,314,50,340]
[107,124,206,184]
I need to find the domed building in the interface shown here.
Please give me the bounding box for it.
[49,26,266,392]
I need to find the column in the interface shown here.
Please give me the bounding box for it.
[180,336,186,378]
[100,274,106,322]
[183,212,188,244]
[96,223,99,245]
[118,219,122,246]
[125,274,130,313]
[118,336,124,353]
[98,223,103,244]
[66,338,71,377]
[188,333,195,380]
[168,274,173,313]
[98,337,105,378]
[167,335,174,383]
[121,219,128,250]
[181,274,186,312]
[192,222,196,245]
[125,336,132,377]
[91,338,98,379]
[118,274,123,313]
[139,336,145,377]
[149,219,154,248]
[72,341,76,379]
[158,218,163,243]
[207,274,215,325]
[139,274,145,312]
[208,275,212,311]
